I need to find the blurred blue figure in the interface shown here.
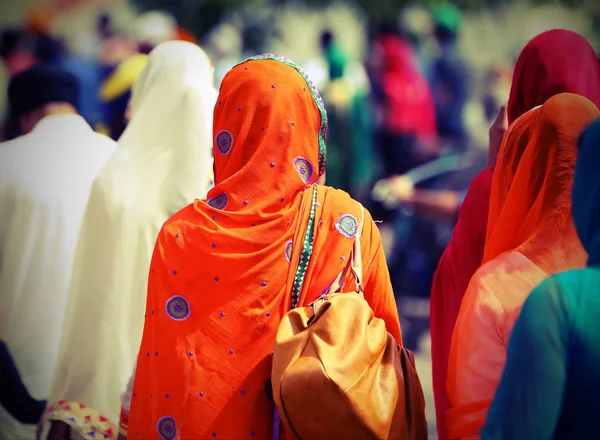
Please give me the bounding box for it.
[429,3,469,152]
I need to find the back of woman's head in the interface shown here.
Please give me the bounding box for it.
[508,29,600,124]
[573,118,600,265]
[484,93,599,263]
[207,54,327,212]
[113,41,216,209]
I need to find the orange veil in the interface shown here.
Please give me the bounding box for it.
[128,55,401,439]
[483,93,597,267]
[446,93,599,439]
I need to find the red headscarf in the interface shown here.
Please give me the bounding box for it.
[430,28,600,440]
[374,34,436,137]
[508,29,600,124]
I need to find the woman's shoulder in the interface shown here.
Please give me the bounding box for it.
[468,250,547,310]
[319,185,372,220]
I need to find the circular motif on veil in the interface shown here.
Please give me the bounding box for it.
[157,416,177,440]
[215,130,233,155]
[285,241,293,263]
[294,157,314,183]
[335,214,359,238]
[207,192,229,210]
[165,296,190,321]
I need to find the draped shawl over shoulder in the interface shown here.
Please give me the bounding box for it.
[429,29,600,439]
[46,41,216,430]
[128,55,401,440]
[446,93,599,439]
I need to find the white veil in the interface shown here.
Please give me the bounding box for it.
[47,41,217,425]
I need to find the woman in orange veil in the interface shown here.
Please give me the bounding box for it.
[445,93,599,439]
[127,55,402,439]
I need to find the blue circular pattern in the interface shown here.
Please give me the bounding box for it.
[285,241,293,263]
[165,296,190,321]
[336,214,359,238]
[157,416,176,440]
[208,192,229,210]
[294,157,314,183]
[215,130,233,155]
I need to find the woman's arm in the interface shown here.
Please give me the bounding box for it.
[0,340,47,424]
[481,278,568,440]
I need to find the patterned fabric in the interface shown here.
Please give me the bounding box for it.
[45,401,117,440]
[128,55,402,439]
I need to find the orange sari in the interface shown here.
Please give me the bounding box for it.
[127,55,402,440]
[445,93,599,439]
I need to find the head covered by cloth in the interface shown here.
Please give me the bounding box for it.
[45,41,217,432]
[445,94,599,440]
[573,117,600,266]
[8,64,80,118]
[484,93,599,266]
[128,55,401,439]
[429,31,600,438]
[507,29,600,125]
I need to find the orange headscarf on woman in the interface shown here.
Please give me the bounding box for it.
[483,93,596,266]
[446,93,598,439]
[128,55,401,439]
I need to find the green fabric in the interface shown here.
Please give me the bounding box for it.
[291,185,318,309]
[432,3,463,32]
[348,91,377,195]
[324,43,347,81]
[482,270,600,439]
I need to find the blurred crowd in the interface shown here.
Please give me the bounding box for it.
[0,5,511,330]
[2,1,600,439]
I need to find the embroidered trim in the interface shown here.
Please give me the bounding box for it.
[165,295,191,321]
[290,185,318,308]
[239,54,328,179]
[293,157,314,183]
[207,192,229,210]
[157,416,177,440]
[215,130,233,155]
[44,401,116,440]
[335,214,359,238]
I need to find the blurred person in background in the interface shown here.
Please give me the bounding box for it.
[482,117,600,440]
[0,29,40,140]
[367,26,439,335]
[429,3,469,153]
[42,42,216,440]
[431,29,600,440]
[97,53,148,140]
[0,29,39,79]
[0,64,116,439]
[319,30,351,192]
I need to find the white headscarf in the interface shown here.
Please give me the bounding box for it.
[47,41,216,427]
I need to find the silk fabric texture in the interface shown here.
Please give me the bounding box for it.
[429,28,600,439]
[127,55,402,439]
[46,41,216,430]
[445,93,599,439]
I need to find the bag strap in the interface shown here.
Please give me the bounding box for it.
[290,185,318,310]
[349,204,365,293]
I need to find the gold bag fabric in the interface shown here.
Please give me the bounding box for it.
[272,206,428,440]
